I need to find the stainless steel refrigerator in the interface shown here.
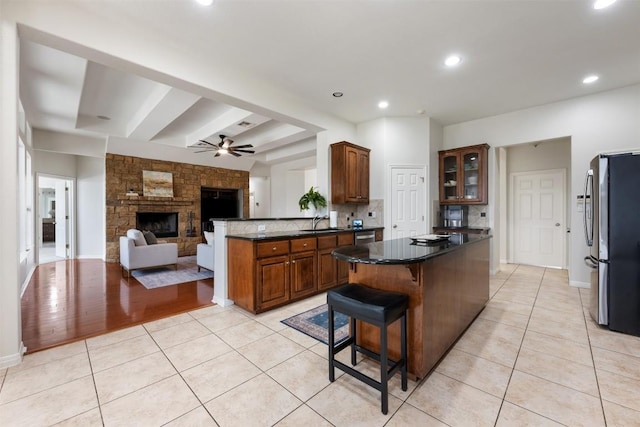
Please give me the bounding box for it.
[584,152,640,337]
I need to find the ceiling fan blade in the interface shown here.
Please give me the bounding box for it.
[194,149,216,153]
[231,144,254,149]
[229,151,241,157]
[198,139,217,147]
[233,149,255,154]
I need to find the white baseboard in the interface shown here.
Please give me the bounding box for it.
[212,296,235,307]
[0,342,25,369]
[76,255,105,260]
[20,265,36,297]
[570,280,590,289]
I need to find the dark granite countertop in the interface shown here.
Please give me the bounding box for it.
[226,226,383,241]
[332,233,492,265]
[432,226,491,232]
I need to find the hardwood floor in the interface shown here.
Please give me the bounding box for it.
[21,259,214,354]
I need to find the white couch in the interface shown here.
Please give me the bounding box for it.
[197,231,215,272]
[119,229,178,277]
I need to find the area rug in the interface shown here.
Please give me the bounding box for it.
[281,304,349,345]
[131,256,213,289]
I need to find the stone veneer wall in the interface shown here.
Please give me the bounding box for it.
[105,154,249,262]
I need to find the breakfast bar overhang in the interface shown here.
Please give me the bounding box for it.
[332,234,491,379]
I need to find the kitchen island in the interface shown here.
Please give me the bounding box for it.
[332,233,491,379]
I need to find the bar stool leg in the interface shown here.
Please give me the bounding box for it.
[401,313,408,391]
[350,316,357,365]
[328,304,335,382]
[380,322,388,415]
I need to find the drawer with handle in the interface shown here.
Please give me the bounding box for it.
[290,237,317,253]
[257,240,289,258]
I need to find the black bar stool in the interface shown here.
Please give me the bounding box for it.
[327,283,408,415]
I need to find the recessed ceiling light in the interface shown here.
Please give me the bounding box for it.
[583,75,599,84]
[332,92,344,98]
[444,55,462,67]
[195,0,213,5]
[378,101,389,109]
[593,0,616,9]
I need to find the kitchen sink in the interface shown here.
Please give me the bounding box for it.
[298,228,345,233]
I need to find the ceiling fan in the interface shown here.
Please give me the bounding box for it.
[194,135,255,157]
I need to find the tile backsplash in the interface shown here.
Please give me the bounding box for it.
[468,205,489,228]
[331,199,384,228]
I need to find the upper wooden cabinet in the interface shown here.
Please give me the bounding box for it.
[331,141,370,204]
[439,144,490,205]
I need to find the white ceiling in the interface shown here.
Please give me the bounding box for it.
[17,0,640,169]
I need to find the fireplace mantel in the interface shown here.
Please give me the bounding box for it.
[116,195,194,206]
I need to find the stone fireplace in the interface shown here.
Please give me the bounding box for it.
[105,153,249,262]
[136,212,178,238]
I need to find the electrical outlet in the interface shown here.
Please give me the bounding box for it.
[480,212,486,217]
[368,212,376,218]
[257,224,266,231]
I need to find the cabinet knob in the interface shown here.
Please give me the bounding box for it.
[303,243,307,247]
[292,260,296,264]
[272,247,277,251]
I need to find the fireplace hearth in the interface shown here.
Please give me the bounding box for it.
[136,212,178,238]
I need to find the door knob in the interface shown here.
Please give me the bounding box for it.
[555,223,560,226]
[393,225,397,228]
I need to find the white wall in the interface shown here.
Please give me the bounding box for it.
[33,150,77,177]
[357,117,432,230]
[76,156,105,259]
[269,156,316,217]
[506,138,572,267]
[249,176,271,218]
[34,150,106,260]
[0,17,23,367]
[444,84,640,285]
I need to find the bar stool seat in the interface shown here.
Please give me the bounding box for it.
[327,283,408,414]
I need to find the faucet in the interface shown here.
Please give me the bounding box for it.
[312,214,323,230]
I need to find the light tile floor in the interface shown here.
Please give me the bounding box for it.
[2,264,640,426]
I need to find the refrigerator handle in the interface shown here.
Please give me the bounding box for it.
[584,255,598,269]
[583,169,593,246]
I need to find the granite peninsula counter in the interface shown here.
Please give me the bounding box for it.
[332,234,491,379]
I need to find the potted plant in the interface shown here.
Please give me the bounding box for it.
[298,186,327,212]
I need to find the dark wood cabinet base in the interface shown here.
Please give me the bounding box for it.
[349,238,490,379]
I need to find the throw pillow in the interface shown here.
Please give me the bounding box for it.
[203,230,214,245]
[127,229,147,246]
[143,230,158,245]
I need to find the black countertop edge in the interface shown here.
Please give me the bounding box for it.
[433,226,491,231]
[209,217,317,221]
[332,234,492,265]
[226,226,383,241]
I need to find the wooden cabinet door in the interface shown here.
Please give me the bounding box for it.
[290,251,317,299]
[331,142,370,204]
[440,151,462,203]
[439,144,489,205]
[357,149,370,202]
[336,232,353,285]
[459,147,488,204]
[257,255,290,310]
[345,146,359,202]
[318,248,337,291]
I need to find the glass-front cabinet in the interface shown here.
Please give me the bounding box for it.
[439,144,490,205]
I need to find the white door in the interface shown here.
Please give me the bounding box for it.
[390,167,427,239]
[55,180,68,258]
[511,169,565,268]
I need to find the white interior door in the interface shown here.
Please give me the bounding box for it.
[511,169,565,267]
[55,180,68,258]
[390,167,427,239]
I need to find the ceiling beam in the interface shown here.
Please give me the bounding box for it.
[127,87,202,141]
